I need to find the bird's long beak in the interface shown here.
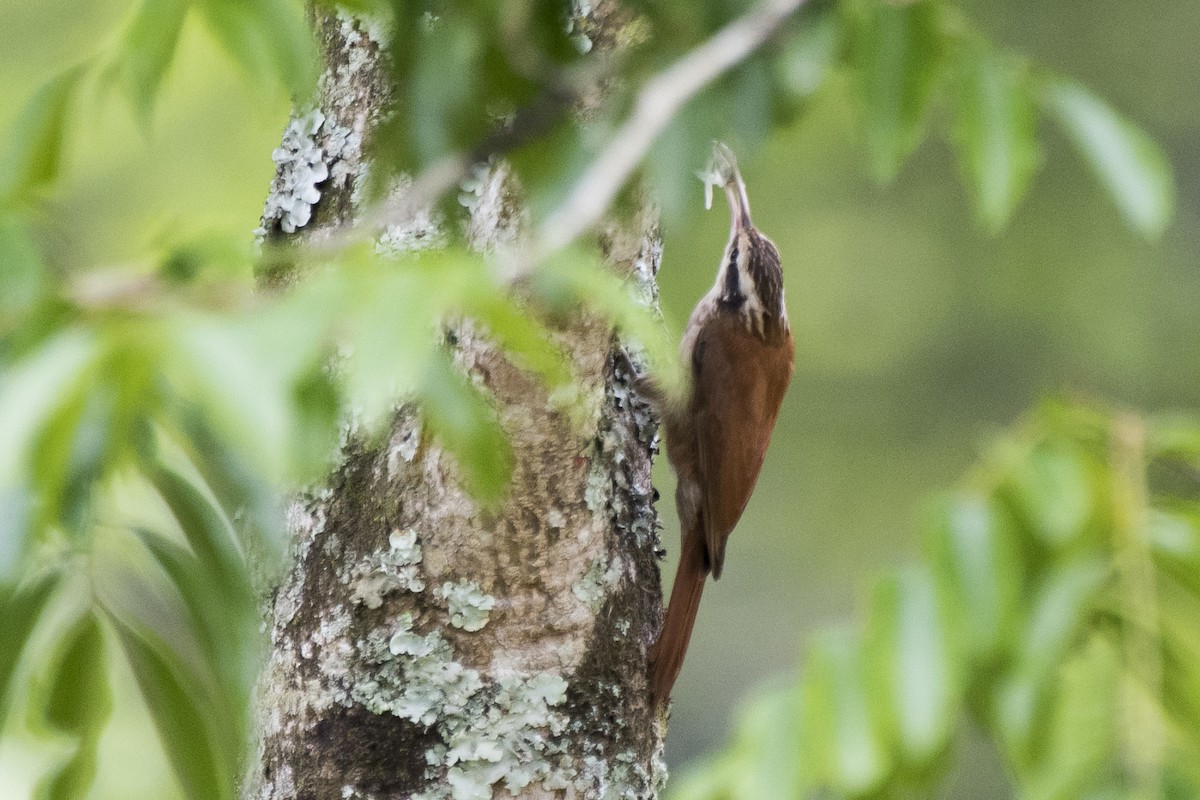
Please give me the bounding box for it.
[703,142,753,235]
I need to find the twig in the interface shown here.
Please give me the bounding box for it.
[1110,413,1165,800]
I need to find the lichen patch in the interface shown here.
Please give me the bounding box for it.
[346,528,426,608]
[353,615,580,799]
[437,580,496,632]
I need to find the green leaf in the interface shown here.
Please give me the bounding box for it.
[96,522,242,792]
[0,65,86,202]
[28,382,117,535]
[856,0,944,180]
[776,4,843,101]
[30,613,110,800]
[419,351,512,503]
[90,539,252,800]
[1018,560,1107,680]
[0,570,60,728]
[0,486,34,580]
[1159,600,1200,738]
[508,115,596,225]
[1007,441,1094,548]
[197,0,317,101]
[334,266,443,433]
[867,566,958,762]
[0,329,99,486]
[461,289,573,395]
[40,612,111,736]
[165,316,296,481]
[1148,413,1200,460]
[173,413,285,574]
[668,684,804,799]
[993,560,1108,764]
[148,463,245,597]
[1149,509,1200,561]
[290,365,341,477]
[410,17,484,164]
[532,251,682,396]
[93,532,218,684]
[726,685,806,799]
[36,741,100,800]
[110,618,235,800]
[1150,510,1200,598]
[135,531,256,727]
[802,630,891,795]
[1018,635,1120,800]
[158,229,257,284]
[111,0,191,127]
[1040,77,1174,238]
[951,47,1041,232]
[0,215,47,330]
[927,493,1021,662]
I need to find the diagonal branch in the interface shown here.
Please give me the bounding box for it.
[307,0,807,266]
[531,0,808,261]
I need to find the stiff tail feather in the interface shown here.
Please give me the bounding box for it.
[648,533,709,705]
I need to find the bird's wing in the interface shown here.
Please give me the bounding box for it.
[692,315,793,579]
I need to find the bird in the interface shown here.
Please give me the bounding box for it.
[643,143,794,706]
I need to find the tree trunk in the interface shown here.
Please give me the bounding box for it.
[246,8,668,800]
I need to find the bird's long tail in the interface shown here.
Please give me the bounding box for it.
[648,531,709,706]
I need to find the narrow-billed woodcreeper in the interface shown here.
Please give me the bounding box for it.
[645,144,793,705]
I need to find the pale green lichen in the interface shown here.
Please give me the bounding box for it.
[567,0,594,52]
[346,528,425,609]
[261,109,326,233]
[572,555,619,612]
[437,580,495,631]
[354,614,482,726]
[354,614,575,799]
[390,528,422,562]
[335,8,390,54]
[584,459,611,514]
[571,746,663,799]
[376,207,446,255]
[457,160,491,214]
[372,172,446,256]
[259,109,353,236]
[386,416,422,476]
[650,736,669,796]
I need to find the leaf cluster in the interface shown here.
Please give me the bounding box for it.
[0,238,677,798]
[315,0,1174,237]
[672,402,1200,800]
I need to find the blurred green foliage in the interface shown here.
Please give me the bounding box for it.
[670,403,1200,799]
[0,0,1189,798]
[0,240,663,797]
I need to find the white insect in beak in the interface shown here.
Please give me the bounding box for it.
[696,141,739,211]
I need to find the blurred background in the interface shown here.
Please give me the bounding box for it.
[1,0,1198,797]
[655,0,1200,789]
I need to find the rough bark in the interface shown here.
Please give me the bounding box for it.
[247,8,668,800]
